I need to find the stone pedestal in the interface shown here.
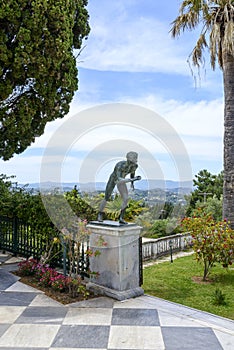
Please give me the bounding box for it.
[86,221,144,301]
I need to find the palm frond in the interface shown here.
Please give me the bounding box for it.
[171,12,200,37]
[210,22,221,69]
[171,0,209,37]
[172,0,234,71]
[105,196,122,221]
[191,33,208,67]
[223,20,234,55]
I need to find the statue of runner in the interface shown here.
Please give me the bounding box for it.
[98,151,141,224]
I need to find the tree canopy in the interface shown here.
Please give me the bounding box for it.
[0,0,90,160]
[186,169,223,215]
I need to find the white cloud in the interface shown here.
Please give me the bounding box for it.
[122,94,224,138]
[80,9,194,75]
[0,95,223,183]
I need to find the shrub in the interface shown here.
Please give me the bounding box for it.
[17,258,89,298]
[18,258,38,276]
[38,267,59,287]
[181,211,234,280]
[50,275,68,292]
[145,218,181,238]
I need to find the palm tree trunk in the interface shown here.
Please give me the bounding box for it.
[223,52,234,228]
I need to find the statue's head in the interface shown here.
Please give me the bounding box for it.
[126,151,138,164]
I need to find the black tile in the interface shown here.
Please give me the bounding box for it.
[0,263,19,272]
[111,308,160,326]
[0,270,19,290]
[0,292,38,306]
[52,325,110,348]
[161,327,223,350]
[15,306,68,324]
[0,257,10,264]
[0,324,10,337]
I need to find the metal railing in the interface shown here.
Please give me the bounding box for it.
[0,216,90,276]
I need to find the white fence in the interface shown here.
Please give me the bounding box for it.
[142,232,192,261]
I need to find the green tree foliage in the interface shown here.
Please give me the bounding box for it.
[0,175,58,236]
[186,170,223,215]
[0,174,15,212]
[64,186,97,221]
[0,0,90,160]
[158,201,174,219]
[135,201,186,237]
[0,174,31,217]
[143,218,181,239]
[181,211,234,280]
[191,195,223,221]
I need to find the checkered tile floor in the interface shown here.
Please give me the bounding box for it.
[0,266,234,349]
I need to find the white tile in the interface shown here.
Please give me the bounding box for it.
[108,325,164,349]
[6,281,42,293]
[49,348,106,350]
[0,324,60,347]
[63,307,112,325]
[0,306,26,323]
[30,294,63,307]
[113,296,157,309]
[158,310,205,327]
[213,329,234,350]
[4,256,25,264]
[50,348,107,350]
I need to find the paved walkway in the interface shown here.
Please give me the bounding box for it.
[0,254,233,350]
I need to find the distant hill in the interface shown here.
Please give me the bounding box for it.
[27,179,192,194]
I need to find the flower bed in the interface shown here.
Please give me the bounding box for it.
[16,258,97,304]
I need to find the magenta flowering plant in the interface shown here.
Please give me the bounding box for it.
[17,217,101,299]
[17,258,38,276]
[17,258,89,299]
[50,274,68,292]
[38,267,59,287]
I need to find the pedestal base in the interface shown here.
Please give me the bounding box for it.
[87,222,143,300]
[87,282,144,301]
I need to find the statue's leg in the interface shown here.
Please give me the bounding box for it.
[117,182,128,224]
[98,199,107,221]
[99,199,107,212]
[117,182,128,209]
[98,179,115,221]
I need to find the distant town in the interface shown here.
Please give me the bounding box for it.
[26,179,193,206]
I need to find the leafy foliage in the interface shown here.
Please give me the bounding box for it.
[186,170,223,216]
[0,175,61,242]
[0,0,90,160]
[64,186,97,221]
[104,194,146,222]
[181,211,234,280]
[191,195,223,221]
[143,218,181,239]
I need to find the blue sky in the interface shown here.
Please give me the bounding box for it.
[0,0,224,185]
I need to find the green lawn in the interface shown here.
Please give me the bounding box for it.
[142,254,234,320]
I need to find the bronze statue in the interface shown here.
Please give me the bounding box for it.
[98,151,141,224]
